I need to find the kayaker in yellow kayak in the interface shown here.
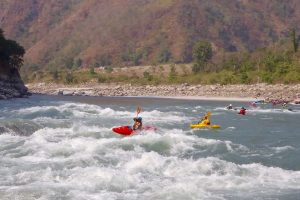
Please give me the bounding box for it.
[191,112,220,129]
[199,113,211,125]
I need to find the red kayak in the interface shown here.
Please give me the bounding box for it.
[112,126,156,136]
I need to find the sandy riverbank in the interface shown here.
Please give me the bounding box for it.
[27,83,300,102]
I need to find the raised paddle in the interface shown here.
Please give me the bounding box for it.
[205,112,211,119]
[136,106,142,117]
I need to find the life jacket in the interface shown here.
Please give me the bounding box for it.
[133,117,142,130]
[201,119,210,125]
[239,109,246,115]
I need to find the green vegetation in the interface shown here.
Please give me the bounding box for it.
[89,67,96,75]
[192,40,213,73]
[0,28,25,75]
[22,29,300,85]
[168,64,177,82]
[143,71,153,81]
[290,29,300,53]
[104,66,113,73]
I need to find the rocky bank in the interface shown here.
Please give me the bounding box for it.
[0,74,29,100]
[28,83,300,102]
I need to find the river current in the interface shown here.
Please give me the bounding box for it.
[0,95,300,200]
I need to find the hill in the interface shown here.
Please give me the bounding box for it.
[1,0,300,72]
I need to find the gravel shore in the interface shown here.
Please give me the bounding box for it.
[27,83,300,102]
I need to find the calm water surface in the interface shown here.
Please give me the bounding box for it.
[0,95,300,200]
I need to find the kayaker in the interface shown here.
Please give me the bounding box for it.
[238,107,246,115]
[282,102,287,108]
[250,102,257,108]
[133,117,142,130]
[282,102,293,111]
[199,113,210,125]
[227,104,233,110]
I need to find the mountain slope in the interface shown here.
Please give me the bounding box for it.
[1,0,299,70]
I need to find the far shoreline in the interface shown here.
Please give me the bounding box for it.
[31,93,255,102]
[154,96,256,102]
[27,82,300,103]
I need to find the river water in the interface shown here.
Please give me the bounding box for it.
[0,95,300,200]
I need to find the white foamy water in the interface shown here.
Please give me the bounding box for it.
[0,95,300,200]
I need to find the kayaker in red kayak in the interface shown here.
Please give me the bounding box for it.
[238,107,246,115]
[133,117,143,130]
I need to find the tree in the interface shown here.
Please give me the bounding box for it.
[143,71,153,81]
[52,70,59,81]
[192,40,213,73]
[73,58,82,69]
[89,66,96,75]
[104,66,113,73]
[158,48,171,63]
[0,28,25,72]
[290,28,300,53]
[168,64,177,81]
[65,72,74,84]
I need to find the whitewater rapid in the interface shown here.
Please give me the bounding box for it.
[0,96,300,200]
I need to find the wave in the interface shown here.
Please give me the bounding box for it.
[271,146,295,154]
[1,98,300,199]
[14,103,191,123]
[2,150,299,200]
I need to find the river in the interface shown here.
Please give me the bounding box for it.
[0,95,300,200]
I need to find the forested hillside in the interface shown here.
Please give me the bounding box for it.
[1,0,300,72]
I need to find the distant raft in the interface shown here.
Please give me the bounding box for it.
[190,123,221,129]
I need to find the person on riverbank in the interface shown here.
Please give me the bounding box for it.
[238,107,246,115]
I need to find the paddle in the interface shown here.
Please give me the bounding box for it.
[136,106,142,117]
[206,112,211,119]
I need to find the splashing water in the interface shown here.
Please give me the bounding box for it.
[0,95,300,200]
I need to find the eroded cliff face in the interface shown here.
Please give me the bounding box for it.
[0,69,29,100]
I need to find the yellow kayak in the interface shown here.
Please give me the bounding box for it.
[190,123,221,129]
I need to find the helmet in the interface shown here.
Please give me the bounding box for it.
[229,104,232,106]
[134,117,142,122]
